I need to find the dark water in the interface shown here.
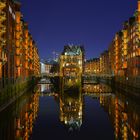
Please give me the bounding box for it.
[0,80,140,140]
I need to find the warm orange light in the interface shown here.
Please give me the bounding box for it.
[16,40,20,47]
[138,1,140,12]
[124,50,127,55]
[15,12,21,23]
[138,15,140,23]
[16,48,20,55]
[138,48,140,56]
[123,31,127,38]
[16,59,20,66]
[16,130,20,137]
[25,30,28,38]
[124,44,127,50]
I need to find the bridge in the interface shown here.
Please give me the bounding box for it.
[38,78,52,84]
[84,92,112,99]
[82,73,114,84]
[40,73,59,78]
[83,73,113,79]
[38,91,112,98]
[38,92,59,97]
[40,73,113,78]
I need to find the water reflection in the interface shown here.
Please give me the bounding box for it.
[0,90,39,140]
[38,83,52,93]
[83,83,112,93]
[0,78,140,140]
[59,77,83,132]
[83,83,140,140]
[99,91,140,140]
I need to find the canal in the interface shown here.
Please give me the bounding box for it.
[0,78,140,140]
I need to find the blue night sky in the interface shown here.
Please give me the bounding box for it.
[20,0,137,59]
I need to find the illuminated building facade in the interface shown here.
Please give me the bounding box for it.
[100,50,110,75]
[84,58,100,75]
[59,45,85,77]
[107,1,140,87]
[0,0,7,86]
[84,0,139,86]
[0,0,40,89]
[84,51,110,76]
[108,41,116,76]
[108,30,128,78]
[40,60,55,75]
[84,0,140,89]
[32,42,40,77]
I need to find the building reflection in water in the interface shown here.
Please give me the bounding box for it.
[0,80,140,140]
[59,77,83,132]
[0,90,39,140]
[15,93,39,140]
[38,83,52,93]
[83,83,112,94]
[83,83,140,140]
[100,93,140,140]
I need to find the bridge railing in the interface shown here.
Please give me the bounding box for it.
[83,73,113,78]
[41,73,59,77]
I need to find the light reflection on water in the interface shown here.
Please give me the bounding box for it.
[0,78,140,140]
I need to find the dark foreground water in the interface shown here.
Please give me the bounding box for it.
[0,81,140,140]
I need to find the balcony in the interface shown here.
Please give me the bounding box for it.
[0,25,6,34]
[137,48,140,56]
[15,40,20,47]
[0,2,6,9]
[16,48,20,55]
[123,61,127,69]
[0,23,6,29]
[0,50,7,64]
[0,38,6,47]
[0,11,6,21]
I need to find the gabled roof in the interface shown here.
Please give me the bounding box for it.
[62,45,84,56]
